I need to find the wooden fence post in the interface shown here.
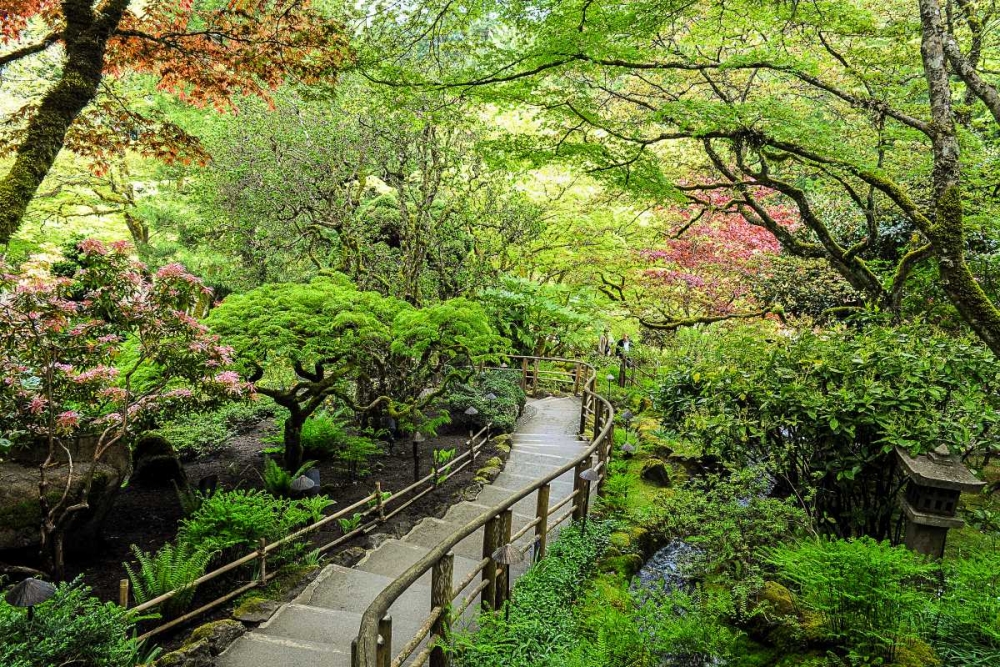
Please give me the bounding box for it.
[572,457,587,522]
[375,481,385,522]
[532,358,540,393]
[351,639,359,667]
[495,509,513,610]
[573,363,581,396]
[481,515,500,611]
[534,484,550,561]
[430,552,454,667]
[258,538,268,585]
[377,615,392,667]
[520,358,529,391]
[119,579,130,608]
[593,400,603,441]
[581,455,594,522]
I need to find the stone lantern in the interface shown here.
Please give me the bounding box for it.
[896,446,985,558]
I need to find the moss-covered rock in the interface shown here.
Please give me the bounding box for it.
[185,619,245,654]
[892,639,941,667]
[640,459,672,487]
[153,639,212,667]
[758,581,796,618]
[597,553,644,577]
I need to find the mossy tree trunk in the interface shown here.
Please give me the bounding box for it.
[0,0,130,244]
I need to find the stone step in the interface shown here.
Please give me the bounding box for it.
[356,539,484,590]
[217,632,348,667]
[403,517,486,561]
[501,459,576,480]
[506,451,578,468]
[491,469,575,494]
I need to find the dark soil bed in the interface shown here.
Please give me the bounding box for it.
[52,418,507,643]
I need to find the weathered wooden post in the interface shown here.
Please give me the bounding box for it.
[118,579,130,608]
[430,552,454,667]
[520,358,529,391]
[532,358,540,393]
[351,639,359,667]
[593,399,603,441]
[375,481,385,522]
[481,515,500,611]
[377,615,392,667]
[573,459,588,522]
[573,363,581,396]
[534,484,551,561]
[579,391,589,436]
[258,538,268,585]
[494,510,513,609]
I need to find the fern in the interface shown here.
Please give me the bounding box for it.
[124,541,213,618]
[263,457,317,497]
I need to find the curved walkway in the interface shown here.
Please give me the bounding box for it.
[217,396,585,667]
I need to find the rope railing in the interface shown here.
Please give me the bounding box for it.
[352,355,616,667]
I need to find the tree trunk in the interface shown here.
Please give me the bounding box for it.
[0,0,130,243]
[283,411,306,471]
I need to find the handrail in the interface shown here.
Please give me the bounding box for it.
[352,355,615,667]
[123,423,494,639]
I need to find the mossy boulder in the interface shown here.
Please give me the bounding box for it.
[133,433,187,487]
[186,620,245,654]
[153,640,211,667]
[758,581,796,618]
[491,434,512,448]
[640,459,672,487]
[0,458,125,553]
[892,639,941,667]
[598,553,644,577]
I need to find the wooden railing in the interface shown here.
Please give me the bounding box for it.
[351,356,616,667]
[121,425,494,641]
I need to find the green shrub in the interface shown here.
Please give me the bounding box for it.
[768,537,936,664]
[656,323,1000,538]
[0,580,145,667]
[124,540,213,618]
[337,434,382,479]
[178,489,317,563]
[565,585,740,667]
[446,369,527,433]
[451,521,612,667]
[299,411,349,459]
[154,399,276,457]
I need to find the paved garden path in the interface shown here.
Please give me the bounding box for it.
[217,396,586,667]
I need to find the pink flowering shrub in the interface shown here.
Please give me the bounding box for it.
[0,239,248,576]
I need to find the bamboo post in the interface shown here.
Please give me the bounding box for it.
[119,579,130,608]
[481,515,500,611]
[377,615,392,667]
[430,552,454,667]
[534,484,551,561]
[495,509,513,610]
[258,538,267,585]
[573,459,588,522]
[375,481,385,522]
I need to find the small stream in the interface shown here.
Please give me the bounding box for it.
[631,540,723,667]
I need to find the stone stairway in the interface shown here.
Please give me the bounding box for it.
[216,396,587,667]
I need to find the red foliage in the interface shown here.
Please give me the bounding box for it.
[1,1,350,170]
[639,187,798,316]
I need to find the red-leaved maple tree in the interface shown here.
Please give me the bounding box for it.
[0,0,350,243]
[635,187,798,329]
